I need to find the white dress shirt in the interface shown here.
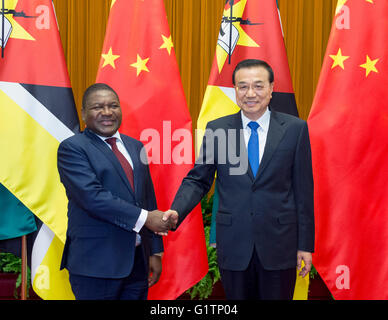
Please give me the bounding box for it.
[96,131,148,234]
[241,108,271,164]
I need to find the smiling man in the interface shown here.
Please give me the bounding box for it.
[166,59,315,300]
[57,83,171,300]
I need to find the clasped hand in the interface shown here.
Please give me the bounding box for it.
[145,209,178,236]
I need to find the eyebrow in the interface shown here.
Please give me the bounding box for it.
[237,80,266,84]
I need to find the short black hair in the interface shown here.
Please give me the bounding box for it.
[232,59,274,85]
[82,83,119,109]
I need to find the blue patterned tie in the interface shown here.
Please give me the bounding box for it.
[248,121,260,177]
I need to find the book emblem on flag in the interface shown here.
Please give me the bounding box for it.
[218,0,263,61]
[218,15,262,58]
[0,14,12,49]
[216,0,262,71]
[1,7,37,53]
[218,20,239,57]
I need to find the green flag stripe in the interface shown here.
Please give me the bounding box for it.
[0,183,37,240]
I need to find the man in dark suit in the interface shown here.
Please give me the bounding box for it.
[165,59,315,300]
[57,83,171,300]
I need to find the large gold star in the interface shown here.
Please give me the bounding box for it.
[101,47,120,69]
[3,0,35,41]
[216,0,259,73]
[110,0,116,8]
[329,48,350,70]
[130,54,149,76]
[159,34,174,55]
[360,55,379,77]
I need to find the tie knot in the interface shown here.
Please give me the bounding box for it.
[105,137,117,147]
[248,121,259,132]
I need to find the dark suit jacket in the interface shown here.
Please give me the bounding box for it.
[57,128,163,278]
[171,109,314,271]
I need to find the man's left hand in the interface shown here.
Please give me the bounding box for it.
[297,250,312,278]
[148,255,162,287]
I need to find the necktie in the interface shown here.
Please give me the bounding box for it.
[248,121,260,177]
[105,137,135,191]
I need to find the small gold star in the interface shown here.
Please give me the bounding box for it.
[329,48,350,70]
[130,54,150,76]
[360,55,379,77]
[101,47,120,69]
[159,34,174,55]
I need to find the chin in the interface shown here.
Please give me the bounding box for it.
[97,128,117,137]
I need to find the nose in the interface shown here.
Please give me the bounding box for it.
[246,85,257,97]
[101,105,113,115]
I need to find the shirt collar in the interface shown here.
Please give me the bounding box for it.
[94,130,122,143]
[241,108,271,132]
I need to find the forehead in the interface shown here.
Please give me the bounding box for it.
[85,89,119,105]
[235,66,270,83]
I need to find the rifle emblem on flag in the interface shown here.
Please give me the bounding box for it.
[1,3,37,55]
[218,0,263,63]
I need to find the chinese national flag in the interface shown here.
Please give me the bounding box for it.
[96,0,208,299]
[308,1,388,299]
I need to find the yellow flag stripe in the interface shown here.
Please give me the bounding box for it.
[196,85,240,155]
[32,231,74,300]
[0,85,74,299]
[293,261,309,300]
[0,82,74,142]
[0,86,69,243]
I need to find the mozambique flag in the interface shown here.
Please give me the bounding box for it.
[0,0,79,299]
[308,0,388,299]
[199,0,308,300]
[96,0,208,299]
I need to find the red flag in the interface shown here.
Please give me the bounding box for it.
[308,1,388,299]
[96,0,208,299]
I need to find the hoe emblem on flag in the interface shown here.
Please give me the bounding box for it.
[218,0,263,61]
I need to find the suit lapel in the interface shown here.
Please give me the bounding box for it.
[84,129,135,195]
[254,110,286,182]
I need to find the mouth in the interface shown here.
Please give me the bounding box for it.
[99,119,116,126]
[244,100,258,107]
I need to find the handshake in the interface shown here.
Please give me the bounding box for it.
[144,209,179,236]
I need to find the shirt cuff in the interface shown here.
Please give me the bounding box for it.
[133,209,148,233]
[153,252,164,257]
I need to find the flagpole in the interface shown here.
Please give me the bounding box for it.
[1,0,4,58]
[20,235,27,300]
[228,0,234,64]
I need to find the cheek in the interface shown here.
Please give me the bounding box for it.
[115,110,122,122]
[260,91,273,102]
[235,95,243,107]
[83,112,98,127]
